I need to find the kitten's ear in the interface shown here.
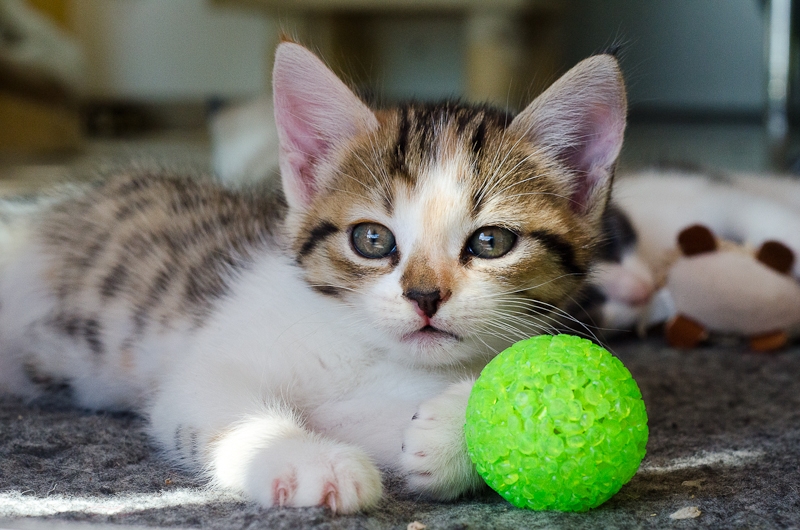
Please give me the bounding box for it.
[273,42,379,209]
[510,54,627,221]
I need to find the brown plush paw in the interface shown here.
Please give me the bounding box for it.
[665,314,708,349]
[755,241,794,275]
[749,330,788,352]
[677,225,717,256]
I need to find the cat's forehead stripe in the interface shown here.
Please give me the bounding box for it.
[392,106,410,177]
[390,102,514,178]
[470,118,487,159]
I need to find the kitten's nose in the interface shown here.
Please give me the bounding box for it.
[405,289,443,318]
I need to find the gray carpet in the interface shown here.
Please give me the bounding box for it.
[1,337,799,529]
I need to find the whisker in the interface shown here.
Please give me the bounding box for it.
[306,283,362,294]
[477,130,536,204]
[490,172,545,197]
[480,309,561,337]
[500,191,582,209]
[480,150,545,201]
[470,273,586,301]
[350,150,387,196]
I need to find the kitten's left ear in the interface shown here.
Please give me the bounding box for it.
[510,54,627,222]
[273,42,379,209]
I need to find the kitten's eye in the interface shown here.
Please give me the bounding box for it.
[351,223,397,259]
[466,226,516,259]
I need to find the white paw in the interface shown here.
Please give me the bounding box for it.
[401,380,484,500]
[244,435,383,513]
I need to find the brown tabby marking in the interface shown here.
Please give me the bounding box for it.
[39,171,285,352]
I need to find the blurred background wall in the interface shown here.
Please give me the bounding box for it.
[0,0,793,173]
[61,0,771,113]
[564,0,767,118]
[71,0,274,102]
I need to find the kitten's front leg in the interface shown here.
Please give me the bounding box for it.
[149,394,382,513]
[400,380,485,500]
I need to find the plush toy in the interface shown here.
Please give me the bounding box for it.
[661,224,800,351]
[465,334,648,512]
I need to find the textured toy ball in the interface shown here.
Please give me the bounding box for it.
[465,334,648,512]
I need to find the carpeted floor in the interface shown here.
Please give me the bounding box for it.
[1,130,798,529]
[2,337,799,529]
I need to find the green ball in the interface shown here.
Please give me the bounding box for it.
[465,334,648,512]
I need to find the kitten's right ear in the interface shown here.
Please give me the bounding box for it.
[510,54,627,224]
[273,42,379,209]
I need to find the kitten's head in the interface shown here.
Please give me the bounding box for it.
[273,42,627,367]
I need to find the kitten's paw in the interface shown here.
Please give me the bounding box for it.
[245,436,382,513]
[401,380,484,500]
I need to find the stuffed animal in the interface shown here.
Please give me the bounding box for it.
[660,224,800,351]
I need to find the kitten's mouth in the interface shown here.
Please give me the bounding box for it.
[403,325,461,343]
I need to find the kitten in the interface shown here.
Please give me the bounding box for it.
[0,42,626,513]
